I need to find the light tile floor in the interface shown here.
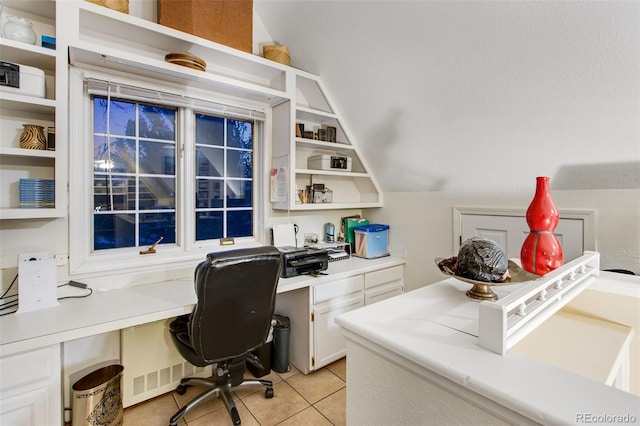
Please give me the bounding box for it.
[123,358,347,426]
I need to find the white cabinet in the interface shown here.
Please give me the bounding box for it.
[271,72,383,210]
[0,1,65,219]
[275,264,404,373]
[0,344,62,425]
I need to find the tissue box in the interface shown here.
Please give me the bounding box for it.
[353,224,389,259]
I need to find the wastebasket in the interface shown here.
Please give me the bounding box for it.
[72,364,124,426]
[271,314,290,373]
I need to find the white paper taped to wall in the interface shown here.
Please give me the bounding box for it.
[272,223,297,247]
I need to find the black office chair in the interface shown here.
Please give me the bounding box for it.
[168,246,282,426]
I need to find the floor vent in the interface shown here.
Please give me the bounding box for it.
[121,320,210,407]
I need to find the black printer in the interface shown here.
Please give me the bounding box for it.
[277,246,328,278]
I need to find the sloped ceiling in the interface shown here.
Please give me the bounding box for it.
[254,1,640,192]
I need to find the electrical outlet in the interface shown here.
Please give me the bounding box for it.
[54,253,69,266]
[18,252,49,263]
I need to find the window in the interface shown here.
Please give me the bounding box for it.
[93,96,178,250]
[69,69,267,274]
[194,113,254,241]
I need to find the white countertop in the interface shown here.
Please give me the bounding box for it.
[336,272,640,424]
[0,255,404,355]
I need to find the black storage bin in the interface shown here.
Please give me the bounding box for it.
[271,314,290,373]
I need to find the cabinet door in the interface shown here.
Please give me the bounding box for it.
[0,344,62,425]
[0,387,51,425]
[313,293,364,369]
[460,214,586,262]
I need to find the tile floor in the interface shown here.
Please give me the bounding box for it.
[123,358,347,426]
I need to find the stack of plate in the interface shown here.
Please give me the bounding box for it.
[164,53,207,71]
[19,178,55,208]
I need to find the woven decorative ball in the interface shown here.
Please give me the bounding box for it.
[20,124,46,150]
[263,44,290,66]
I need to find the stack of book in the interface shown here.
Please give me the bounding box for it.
[19,178,55,208]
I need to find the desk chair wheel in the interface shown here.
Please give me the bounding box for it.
[176,384,187,395]
[265,387,274,398]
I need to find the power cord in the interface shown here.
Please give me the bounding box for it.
[0,274,19,317]
[0,275,93,316]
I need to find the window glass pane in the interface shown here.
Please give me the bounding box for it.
[139,176,175,210]
[196,146,224,177]
[93,97,136,136]
[139,104,176,140]
[140,212,175,245]
[92,96,177,251]
[93,176,134,211]
[227,181,252,207]
[93,136,136,174]
[196,211,223,240]
[226,150,252,178]
[196,179,223,208]
[139,141,176,175]
[195,114,224,146]
[94,214,135,250]
[227,119,253,149]
[227,210,253,238]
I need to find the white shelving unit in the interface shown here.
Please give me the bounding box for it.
[271,72,383,211]
[0,1,64,220]
[1,0,382,221]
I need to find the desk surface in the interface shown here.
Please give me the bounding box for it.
[336,273,639,424]
[0,255,405,355]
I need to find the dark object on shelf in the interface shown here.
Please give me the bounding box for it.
[41,35,56,50]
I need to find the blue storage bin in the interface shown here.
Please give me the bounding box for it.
[353,224,390,259]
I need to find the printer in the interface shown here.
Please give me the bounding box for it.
[277,246,328,278]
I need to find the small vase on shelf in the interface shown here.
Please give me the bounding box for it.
[19,124,47,150]
[3,15,37,45]
[520,176,564,275]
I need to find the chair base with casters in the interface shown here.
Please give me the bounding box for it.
[169,357,274,425]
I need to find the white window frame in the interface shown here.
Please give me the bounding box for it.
[68,67,270,276]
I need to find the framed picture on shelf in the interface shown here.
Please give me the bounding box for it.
[325,126,337,142]
[303,131,314,139]
[317,128,327,141]
[296,123,304,138]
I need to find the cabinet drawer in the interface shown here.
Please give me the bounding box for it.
[365,281,404,305]
[365,265,404,289]
[314,275,364,304]
[0,346,58,391]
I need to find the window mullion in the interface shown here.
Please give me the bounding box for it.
[182,109,195,251]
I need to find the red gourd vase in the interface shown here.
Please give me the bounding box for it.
[520,176,564,275]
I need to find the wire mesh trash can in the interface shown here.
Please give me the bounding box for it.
[72,364,124,426]
[271,314,290,373]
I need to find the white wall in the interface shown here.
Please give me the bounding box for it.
[255,0,639,191]
[367,189,640,292]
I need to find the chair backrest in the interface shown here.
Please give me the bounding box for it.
[189,246,281,363]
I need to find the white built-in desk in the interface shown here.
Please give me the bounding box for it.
[0,255,405,425]
[336,273,639,425]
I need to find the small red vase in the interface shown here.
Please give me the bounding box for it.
[520,176,564,275]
